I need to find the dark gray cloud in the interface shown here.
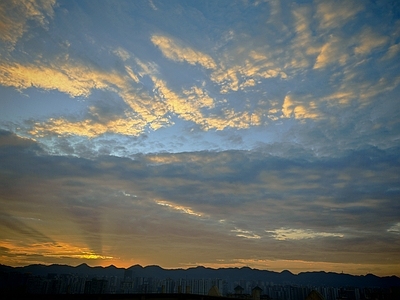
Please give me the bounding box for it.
[1,131,399,271]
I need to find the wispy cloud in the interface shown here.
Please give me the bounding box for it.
[290,5,319,69]
[231,228,261,239]
[387,223,400,234]
[211,49,287,93]
[314,36,349,69]
[155,199,206,218]
[354,27,389,55]
[316,0,363,29]
[151,35,216,69]
[266,228,344,241]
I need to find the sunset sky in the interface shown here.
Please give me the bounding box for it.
[1,0,400,277]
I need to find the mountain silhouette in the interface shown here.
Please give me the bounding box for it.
[1,264,399,288]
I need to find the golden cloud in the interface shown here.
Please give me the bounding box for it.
[151,35,217,69]
[151,76,260,130]
[314,36,348,69]
[0,61,128,97]
[0,240,112,265]
[0,0,56,48]
[281,95,320,120]
[1,38,280,138]
[211,50,287,93]
[31,113,146,137]
[151,77,208,125]
[0,58,170,137]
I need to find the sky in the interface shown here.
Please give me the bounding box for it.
[0,0,400,277]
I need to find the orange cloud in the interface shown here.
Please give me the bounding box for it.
[0,240,112,265]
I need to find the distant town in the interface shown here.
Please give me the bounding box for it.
[1,264,399,299]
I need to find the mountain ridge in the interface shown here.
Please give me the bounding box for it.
[1,264,399,288]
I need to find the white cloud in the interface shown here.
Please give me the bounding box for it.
[155,199,205,218]
[266,228,344,241]
[231,228,261,239]
[113,47,130,61]
[387,223,400,234]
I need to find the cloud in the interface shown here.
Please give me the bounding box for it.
[0,60,128,98]
[0,130,37,148]
[151,35,217,69]
[148,0,157,11]
[0,240,113,266]
[155,199,206,218]
[0,57,170,137]
[314,36,349,69]
[30,113,146,137]
[182,85,215,109]
[113,47,131,61]
[0,0,56,48]
[6,53,269,138]
[289,5,319,69]
[151,77,209,127]
[1,132,400,271]
[0,213,54,243]
[354,27,389,55]
[281,95,320,120]
[316,0,363,29]
[150,76,262,131]
[266,227,344,241]
[0,0,399,275]
[387,223,400,234]
[382,43,400,60]
[231,228,261,239]
[210,49,287,93]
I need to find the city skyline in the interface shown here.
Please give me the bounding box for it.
[0,0,400,276]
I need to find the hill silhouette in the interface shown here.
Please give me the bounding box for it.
[1,264,399,288]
